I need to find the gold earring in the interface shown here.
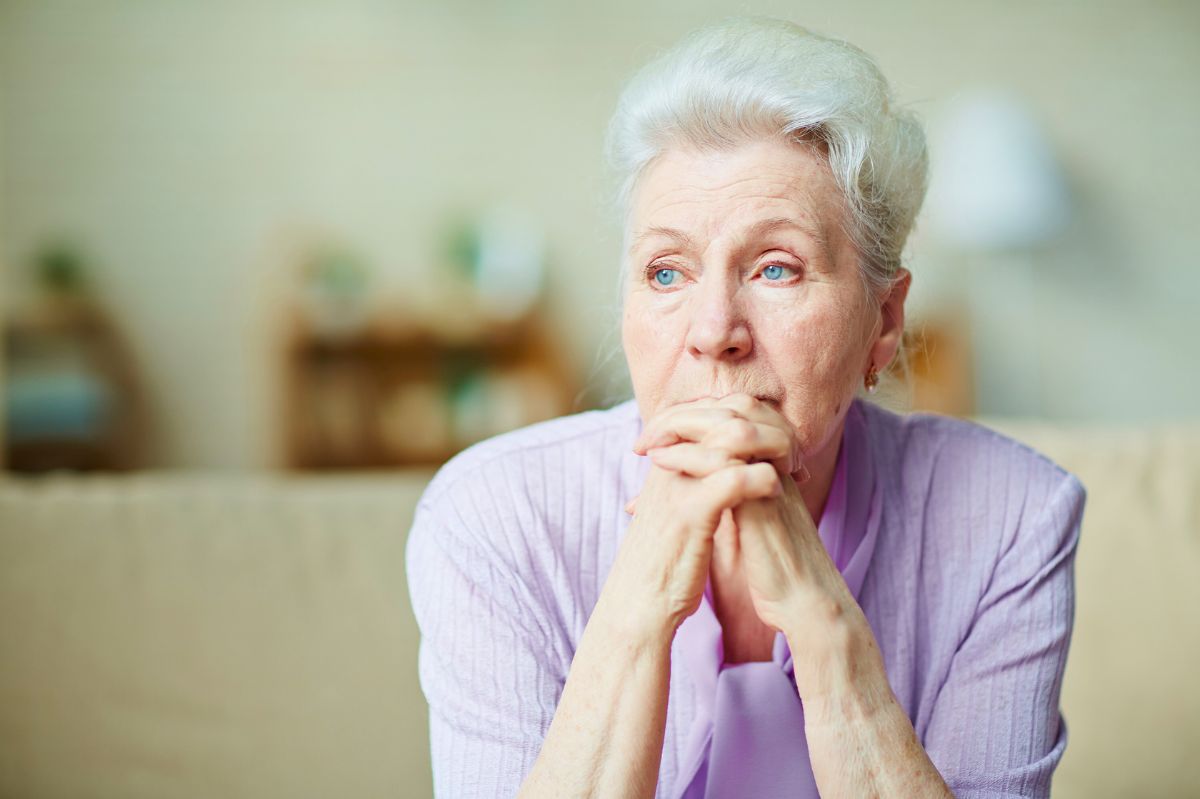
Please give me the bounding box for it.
[864,363,880,393]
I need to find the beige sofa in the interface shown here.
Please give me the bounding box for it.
[1,418,1198,798]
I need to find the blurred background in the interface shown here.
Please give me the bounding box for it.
[3,0,1197,471]
[1,1,1197,797]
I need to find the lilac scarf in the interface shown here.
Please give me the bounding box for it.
[670,400,882,798]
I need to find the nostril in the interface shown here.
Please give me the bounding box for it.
[685,312,753,360]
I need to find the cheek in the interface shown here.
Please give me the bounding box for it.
[768,295,864,439]
[623,294,696,418]
[622,300,671,379]
[622,300,672,420]
[768,300,856,384]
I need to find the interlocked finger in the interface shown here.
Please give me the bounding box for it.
[634,406,741,453]
[702,417,792,468]
[647,442,742,477]
[635,394,814,489]
[689,462,781,528]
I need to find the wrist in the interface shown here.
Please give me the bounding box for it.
[783,602,892,725]
[590,583,678,656]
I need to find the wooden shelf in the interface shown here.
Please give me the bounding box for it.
[4,298,150,472]
[280,307,580,470]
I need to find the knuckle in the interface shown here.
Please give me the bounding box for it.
[712,408,737,426]
[736,464,758,491]
[766,427,790,453]
[723,418,756,447]
[723,471,748,499]
[743,462,775,493]
[708,446,734,466]
[706,465,740,496]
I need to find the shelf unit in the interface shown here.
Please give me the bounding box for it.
[281,308,580,469]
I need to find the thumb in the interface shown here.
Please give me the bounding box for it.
[712,508,739,563]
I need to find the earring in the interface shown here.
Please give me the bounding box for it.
[864,362,880,393]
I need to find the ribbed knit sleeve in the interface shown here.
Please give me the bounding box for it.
[921,471,1087,797]
[406,486,567,798]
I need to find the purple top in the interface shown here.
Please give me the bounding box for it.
[673,396,881,798]
[406,397,1086,798]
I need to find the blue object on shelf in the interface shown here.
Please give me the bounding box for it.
[5,370,113,442]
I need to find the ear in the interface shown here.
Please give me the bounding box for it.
[867,267,911,371]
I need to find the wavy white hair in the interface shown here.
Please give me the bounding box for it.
[605,18,929,308]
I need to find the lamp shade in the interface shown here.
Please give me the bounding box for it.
[926,90,1071,251]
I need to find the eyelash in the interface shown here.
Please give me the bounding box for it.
[641,261,801,288]
[642,263,678,286]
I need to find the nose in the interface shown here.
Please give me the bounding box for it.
[684,277,753,362]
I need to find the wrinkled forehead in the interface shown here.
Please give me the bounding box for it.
[623,141,847,262]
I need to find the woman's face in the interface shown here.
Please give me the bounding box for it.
[621,137,908,470]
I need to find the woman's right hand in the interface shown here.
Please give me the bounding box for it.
[599,457,781,642]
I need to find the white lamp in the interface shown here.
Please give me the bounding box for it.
[927,90,1071,251]
[925,90,1072,415]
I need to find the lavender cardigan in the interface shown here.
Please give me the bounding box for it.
[406,397,1086,797]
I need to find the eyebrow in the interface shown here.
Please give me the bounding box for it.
[628,215,827,256]
[628,225,695,255]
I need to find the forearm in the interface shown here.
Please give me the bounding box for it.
[518,590,674,799]
[789,612,954,799]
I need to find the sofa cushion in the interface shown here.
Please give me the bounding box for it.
[0,472,432,799]
[976,418,1200,799]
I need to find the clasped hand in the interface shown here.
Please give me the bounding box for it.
[617,393,853,642]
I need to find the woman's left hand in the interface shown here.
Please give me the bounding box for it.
[632,393,860,641]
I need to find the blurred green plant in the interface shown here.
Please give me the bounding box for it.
[304,248,368,296]
[34,243,88,297]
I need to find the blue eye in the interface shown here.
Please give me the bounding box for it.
[762,264,796,281]
[653,268,681,286]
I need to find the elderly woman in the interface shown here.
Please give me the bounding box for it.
[407,18,1086,799]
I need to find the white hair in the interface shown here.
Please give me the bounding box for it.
[605,17,929,307]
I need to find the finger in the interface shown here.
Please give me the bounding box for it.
[631,395,718,454]
[713,395,806,474]
[624,496,638,515]
[714,392,786,425]
[703,418,792,468]
[647,443,742,477]
[639,411,786,462]
[712,508,740,564]
[638,405,803,475]
[714,392,758,414]
[636,397,807,475]
[689,462,781,529]
[634,406,738,453]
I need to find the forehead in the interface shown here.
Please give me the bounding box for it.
[627,138,844,252]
